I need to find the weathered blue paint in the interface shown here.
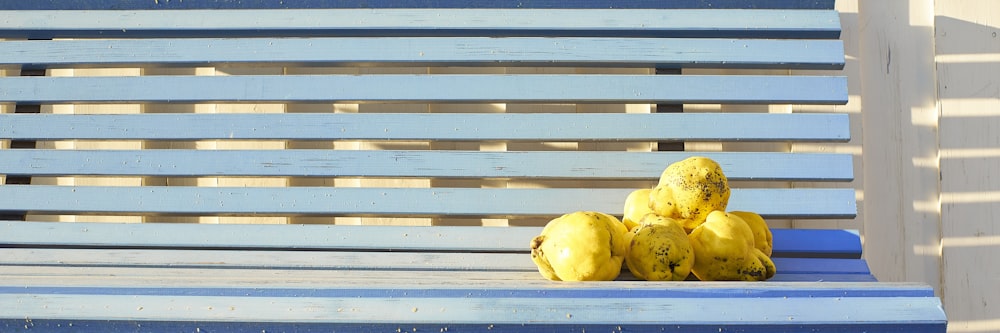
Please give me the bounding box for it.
[0,294,948,332]
[0,150,853,181]
[0,321,948,333]
[0,222,861,257]
[0,0,837,10]
[0,113,851,142]
[0,9,841,39]
[0,2,947,331]
[0,37,845,70]
[0,284,936,300]
[0,249,870,279]
[0,75,850,104]
[0,186,857,218]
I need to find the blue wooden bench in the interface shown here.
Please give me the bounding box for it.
[0,1,947,332]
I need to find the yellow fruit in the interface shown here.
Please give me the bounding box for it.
[649,156,730,232]
[529,211,628,281]
[624,214,694,281]
[729,211,773,257]
[688,211,776,281]
[622,188,654,231]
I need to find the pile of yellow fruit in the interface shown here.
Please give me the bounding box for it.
[529,156,776,282]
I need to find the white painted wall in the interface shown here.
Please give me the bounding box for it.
[850,0,999,331]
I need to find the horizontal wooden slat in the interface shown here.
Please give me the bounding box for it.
[0,267,905,293]
[0,150,853,181]
[0,248,869,276]
[771,229,862,259]
[0,221,536,252]
[0,37,845,70]
[0,293,947,332]
[0,113,851,142]
[0,263,875,283]
[0,186,857,218]
[5,271,876,284]
[0,75,849,104]
[0,222,861,258]
[0,9,841,39]
[769,274,875,282]
[0,0,837,10]
[4,248,531,272]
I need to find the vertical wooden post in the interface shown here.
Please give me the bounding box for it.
[655,68,685,152]
[858,0,942,292]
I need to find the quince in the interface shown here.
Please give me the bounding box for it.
[648,156,730,232]
[728,211,773,257]
[622,188,654,231]
[688,211,776,281]
[530,211,628,281]
[624,214,694,281]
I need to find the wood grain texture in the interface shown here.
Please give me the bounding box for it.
[0,113,850,142]
[0,293,943,330]
[0,150,853,181]
[0,37,845,70]
[0,58,10,187]
[0,9,841,39]
[0,0,837,10]
[0,3,950,331]
[0,266,945,331]
[0,267,910,293]
[783,0,862,231]
[934,1,1000,331]
[0,221,861,257]
[0,249,872,277]
[26,67,147,224]
[858,1,942,295]
[0,186,857,218]
[0,74,850,104]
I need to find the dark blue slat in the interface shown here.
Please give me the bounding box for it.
[772,258,869,274]
[771,229,862,259]
[767,274,877,282]
[0,0,835,10]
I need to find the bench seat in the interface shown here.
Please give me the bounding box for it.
[0,221,939,331]
[0,1,947,332]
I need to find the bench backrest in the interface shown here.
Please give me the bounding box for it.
[0,2,850,238]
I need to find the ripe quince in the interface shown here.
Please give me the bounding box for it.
[688,211,776,281]
[648,156,730,232]
[728,211,773,257]
[530,211,628,281]
[622,188,654,231]
[624,214,695,281]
